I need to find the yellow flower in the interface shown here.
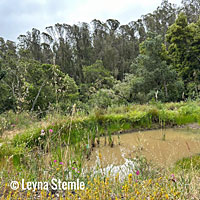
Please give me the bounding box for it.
[99,152,102,160]
[105,177,109,185]
[128,173,132,184]
[27,191,31,198]
[115,173,119,182]
[128,173,132,178]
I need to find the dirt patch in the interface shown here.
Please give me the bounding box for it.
[1,121,50,140]
[1,129,22,140]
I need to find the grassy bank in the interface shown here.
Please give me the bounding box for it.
[1,101,200,156]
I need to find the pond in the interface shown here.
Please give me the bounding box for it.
[84,128,200,170]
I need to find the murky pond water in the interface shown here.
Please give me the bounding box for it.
[84,128,200,169]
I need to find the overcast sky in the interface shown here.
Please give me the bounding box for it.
[0,0,182,41]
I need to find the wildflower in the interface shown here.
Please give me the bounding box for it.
[99,152,102,160]
[77,171,80,173]
[128,173,132,184]
[115,173,119,182]
[136,170,140,176]
[171,174,176,182]
[72,167,75,170]
[105,178,109,185]
[27,191,31,198]
[49,129,53,133]
[41,129,45,136]
[59,162,63,165]
[53,160,57,163]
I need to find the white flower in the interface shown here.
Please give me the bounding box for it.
[41,129,45,136]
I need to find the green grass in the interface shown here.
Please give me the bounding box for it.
[174,154,200,172]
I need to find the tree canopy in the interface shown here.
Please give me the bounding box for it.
[0,0,200,114]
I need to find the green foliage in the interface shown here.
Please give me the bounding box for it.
[113,74,146,103]
[83,60,110,83]
[174,154,200,171]
[0,59,78,113]
[166,13,200,98]
[131,33,184,102]
[83,60,115,90]
[89,89,119,109]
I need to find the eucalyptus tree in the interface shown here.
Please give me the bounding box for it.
[18,28,42,61]
[52,22,94,82]
[142,0,177,39]
[41,32,54,64]
[91,20,110,70]
[132,19,146,43]
[181,0,200,23]
[91,19,107,62]
[116,24,139,79]
[43,24,75,77]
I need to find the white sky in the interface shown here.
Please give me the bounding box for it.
[0,0,182,41]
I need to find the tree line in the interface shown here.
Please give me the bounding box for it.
[0,0,199,114]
